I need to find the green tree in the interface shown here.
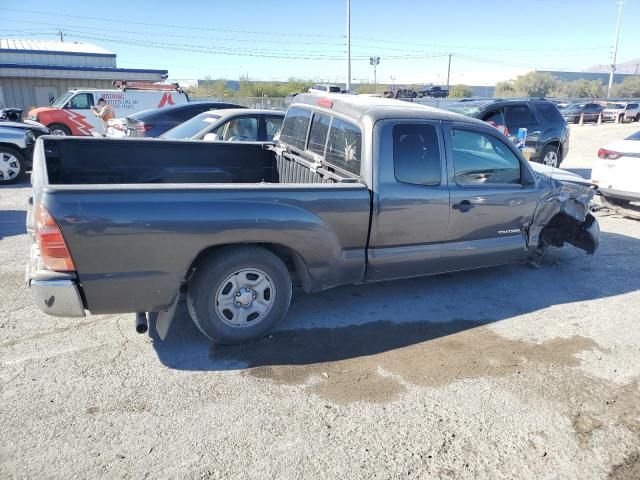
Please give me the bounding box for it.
[612,77,640,97]
[494,80,516,97]
[449,84,473,98]
[558,79,605,98]
[512,71,560,97]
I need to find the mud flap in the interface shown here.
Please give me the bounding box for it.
[155,294,179,340]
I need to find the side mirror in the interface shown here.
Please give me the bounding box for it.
[203,133,220,142]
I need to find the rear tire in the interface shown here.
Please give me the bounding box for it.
[187,246,292,344]
[540,144,562,168]
[48,124,71,136]
[0,147,25,184]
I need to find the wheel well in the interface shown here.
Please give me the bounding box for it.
[544,141,562,159]
[184,243,312,292]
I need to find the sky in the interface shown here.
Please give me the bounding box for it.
[0,0,638,86]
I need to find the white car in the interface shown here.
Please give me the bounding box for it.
[602,102,640,123]
[160,109,284,142]
[591,131,640,205]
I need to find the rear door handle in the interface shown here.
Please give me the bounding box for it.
[453,200,475,212]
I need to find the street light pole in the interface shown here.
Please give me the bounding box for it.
[446,53,452,90]
[346,0,351,92]
[607,0,624,98]
[370,56,380,94]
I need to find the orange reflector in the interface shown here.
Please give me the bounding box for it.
[316,98,333,108]
[35,204,76,272]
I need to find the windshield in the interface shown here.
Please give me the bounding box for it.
[49,91,75,108]
[161,112,222,139]
[441,103,485,117]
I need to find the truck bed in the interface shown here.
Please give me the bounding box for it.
[31,137,371,314]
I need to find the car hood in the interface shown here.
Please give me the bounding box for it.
[529,162,593,186]
[0,119,49,134]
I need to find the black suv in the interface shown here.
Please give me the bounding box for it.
[443,99,569,167]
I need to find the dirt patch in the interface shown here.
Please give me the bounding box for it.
[211,320,598,404]
[609,451,640,480]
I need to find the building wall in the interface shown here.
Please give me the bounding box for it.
[0,77,113,111]
[0,51,116,68]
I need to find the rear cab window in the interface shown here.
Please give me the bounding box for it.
[279,107,362,176]
[393,124,441,185]
[534,102,565,123]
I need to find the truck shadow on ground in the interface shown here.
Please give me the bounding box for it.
[151,230,640,372]
[0,210,26,239]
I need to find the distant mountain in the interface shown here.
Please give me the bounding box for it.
[585,58,640,74]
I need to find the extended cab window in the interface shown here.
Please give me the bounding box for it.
[280,107,312,151]
[393,124,441,185]
[68,93,93,109]
[307,113,331,155]
[451,129,521,185]
[326,118,361,175]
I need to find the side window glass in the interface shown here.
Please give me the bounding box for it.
[225,117,258,141]
[506,105,537,126]
[325,118,362,175]
[534,102,564,123]
[307,113,331,155]
[265,116,284,141]
[393,124,441,185]
[483,109,505,125]
[451,129,521,185]
[68,93,93,109]
[280,107,312,150]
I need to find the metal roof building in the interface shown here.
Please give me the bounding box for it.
[0,39,168,111]
[538,70,634,85]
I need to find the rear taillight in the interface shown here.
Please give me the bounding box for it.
[35,204,76,272]
[598,148,623,160]
[135,122,153,134]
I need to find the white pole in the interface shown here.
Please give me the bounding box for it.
[346,0,351,92]
[607,0,624,98]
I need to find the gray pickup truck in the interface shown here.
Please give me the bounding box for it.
[27,94,599,344]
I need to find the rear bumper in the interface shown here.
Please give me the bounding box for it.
[599,188,640,203]
[26,244,86,317]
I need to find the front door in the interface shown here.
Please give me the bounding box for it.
[66,92,101,135]
[366,120,451,281]
[442,124,540,270]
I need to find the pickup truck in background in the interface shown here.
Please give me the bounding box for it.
[27,94,599,344]
[419,86,449,98]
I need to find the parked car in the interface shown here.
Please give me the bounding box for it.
[27,94,598,344]
[383,88,417,99]
[419,86,449,98]
[308,84,342,94]
[27,83,189,137]
[106,101,246,138]
[591,130,640,206]
[160,109,285,142]
[602,102,640,123]
[0,109,49,184]
[442,99,570,167]
[560,102,603,124]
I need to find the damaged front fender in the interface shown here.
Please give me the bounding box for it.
[528,173,599,255]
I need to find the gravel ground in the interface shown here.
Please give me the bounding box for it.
[1,124,639,479]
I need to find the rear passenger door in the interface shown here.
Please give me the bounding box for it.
[504,103,541,150]
[442,124,540,270]
[366,120,451,281]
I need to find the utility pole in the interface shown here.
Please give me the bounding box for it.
[446,53,452,89]
[346,0,351,92]
[390,75,396,91]
[58,30,64,42]
[607,0,624,98]
[370,57,380,94]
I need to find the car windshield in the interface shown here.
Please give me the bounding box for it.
[49,91,75,108]
[441,103,486,117]
[161,112,222,139]
[625,131,640,141]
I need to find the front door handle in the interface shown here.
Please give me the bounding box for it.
[453,200,475,212]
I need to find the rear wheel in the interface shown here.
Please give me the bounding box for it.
[0,147,25,184]
[187,246,292,344]
[540,144,562,168]
[48,124,71,136]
